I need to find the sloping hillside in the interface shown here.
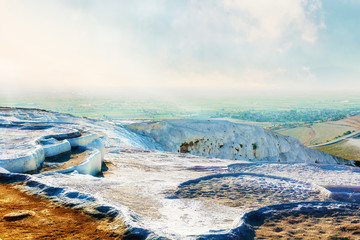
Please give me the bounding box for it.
[276,114,360,146]
[127,119,351,165]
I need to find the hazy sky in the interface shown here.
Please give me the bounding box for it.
[0,0,359,98]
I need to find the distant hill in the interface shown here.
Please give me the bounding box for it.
[275,114,360,146]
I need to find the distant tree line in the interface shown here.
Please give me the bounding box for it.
[211,109,360,123]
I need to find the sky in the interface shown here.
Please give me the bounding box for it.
[0,0,359,99]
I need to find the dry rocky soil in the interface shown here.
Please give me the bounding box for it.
[255,209,360,240]
[0,183,125,240]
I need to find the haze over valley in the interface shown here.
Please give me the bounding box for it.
[1,0,360,239]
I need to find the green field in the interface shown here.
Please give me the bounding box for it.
[1,95,360,121]
[311,123,357,145]
[277,126,313,145]
[315,139,360,162]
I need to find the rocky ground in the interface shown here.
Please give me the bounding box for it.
[175,174,329,211]
[255,207,360,240]
[0,183,126,240]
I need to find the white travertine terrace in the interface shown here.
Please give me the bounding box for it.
[1,107,359,239]
[0,110,104,175]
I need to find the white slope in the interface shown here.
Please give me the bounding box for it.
[0,108,104,174]
[41,139,71,157]
[1,108,360,239]
[127,120,352,165]
[37,150,243,238]
[229,162,360,186]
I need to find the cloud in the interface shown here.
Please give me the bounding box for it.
[0,0,357,98]
[0,1,181,97]
[301,66,317,81]
[143,0,326,81]
[174,0,325,46]
[222,0,324,43]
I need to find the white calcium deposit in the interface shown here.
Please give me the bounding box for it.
[1,107,359,239]
[127,120,351,165]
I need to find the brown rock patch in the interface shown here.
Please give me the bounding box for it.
[0,183,126,239]
[255,208,360,240]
